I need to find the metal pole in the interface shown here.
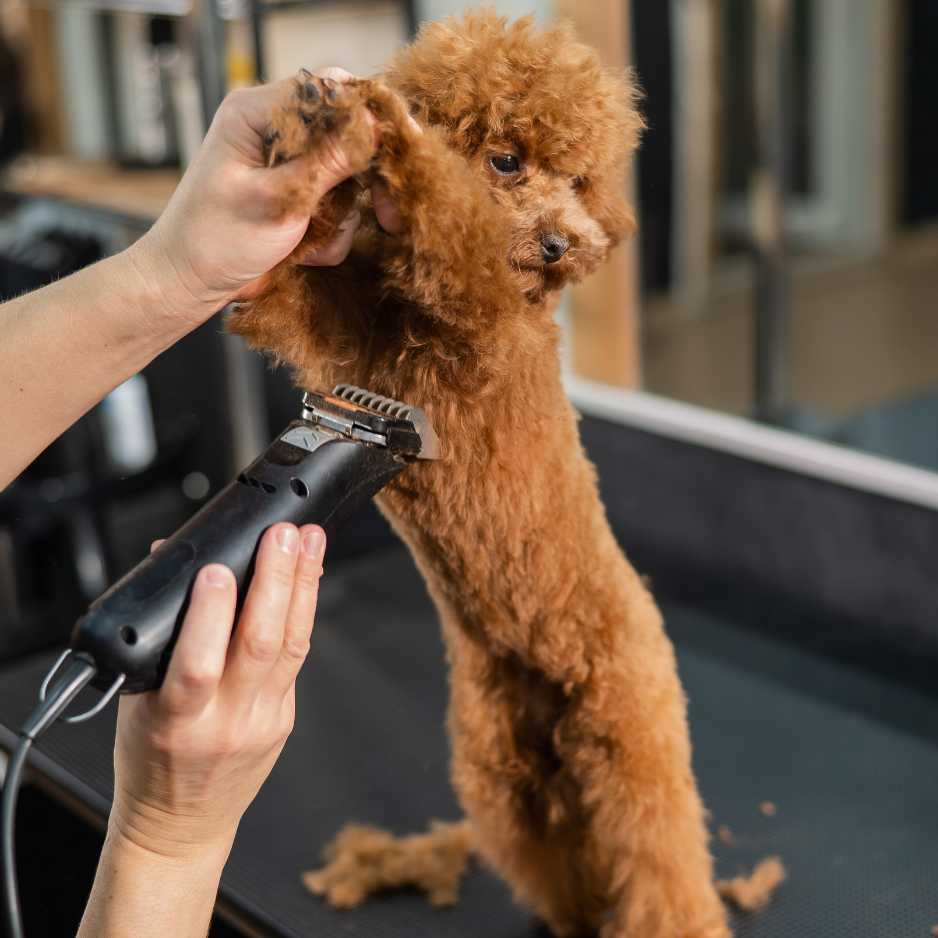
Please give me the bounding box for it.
[193,0,270,470]
[196,0,228,121]
[403,0,419,37]
[751,0,792,423]
[671,0,717,316]
[248,0,266,82]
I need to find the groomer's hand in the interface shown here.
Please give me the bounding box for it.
[0,68,412,491]
[110,523,326,857]
[129,69,402,334]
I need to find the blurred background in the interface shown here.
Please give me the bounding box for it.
[0,0,935,655]
[1,4,936,934]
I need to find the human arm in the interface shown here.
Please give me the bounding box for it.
[77,521,325,937]
[0,71,399,490]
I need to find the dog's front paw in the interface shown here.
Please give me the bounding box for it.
[264,71,375,175]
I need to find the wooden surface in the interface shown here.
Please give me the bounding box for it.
[554,0,641,389]
[20,5,66,153]
[2,155,181,221]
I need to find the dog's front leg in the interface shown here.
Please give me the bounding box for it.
[362,87,523,330]
[229,73,382,384]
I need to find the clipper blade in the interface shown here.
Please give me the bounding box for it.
[301,385,441,460]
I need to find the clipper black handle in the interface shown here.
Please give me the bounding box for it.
[71,421,406,693]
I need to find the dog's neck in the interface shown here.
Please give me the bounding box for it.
[337,303,626,674]
[270,275,627,672]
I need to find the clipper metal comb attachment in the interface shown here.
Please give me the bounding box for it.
[301,384,441,460]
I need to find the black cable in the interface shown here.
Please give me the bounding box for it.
[1,738,31,938]
[1,655,97,938]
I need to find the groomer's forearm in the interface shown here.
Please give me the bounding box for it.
[0,239,210,489]
[77,827,232,938]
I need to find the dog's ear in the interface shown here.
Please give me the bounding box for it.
[583,175,637,249]
[579,68,643,250]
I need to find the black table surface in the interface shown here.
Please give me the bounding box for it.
[3,545,938,938]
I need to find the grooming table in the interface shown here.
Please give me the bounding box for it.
[3,407,938,937]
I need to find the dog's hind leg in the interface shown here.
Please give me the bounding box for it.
[555,650,732,938]
[442,589,730,938]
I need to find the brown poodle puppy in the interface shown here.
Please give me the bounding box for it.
[230,12,729,938]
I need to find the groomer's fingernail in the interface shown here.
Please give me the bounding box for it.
[277,525,299,554]
[302,528,325,559]
[204,564,233,589]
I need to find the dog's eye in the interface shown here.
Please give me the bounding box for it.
[490,154,521,175]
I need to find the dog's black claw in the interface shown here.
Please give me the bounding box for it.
[263,129,280,149]
[299,80,321,104]
[299,67,313,79]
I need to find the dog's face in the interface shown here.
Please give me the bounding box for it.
[386,12,643,300]
[480,137,629,299]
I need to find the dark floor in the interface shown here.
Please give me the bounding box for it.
[5,546,938,938]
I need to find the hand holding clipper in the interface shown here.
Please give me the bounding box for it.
[69,385,440,694]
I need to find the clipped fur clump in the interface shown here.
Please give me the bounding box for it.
[303,821,473,908]
[231,12,729,938]
[716,857,787,912]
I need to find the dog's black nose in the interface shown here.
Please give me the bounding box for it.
[540,233,569,264]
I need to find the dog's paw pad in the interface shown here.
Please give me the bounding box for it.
[264,71,366,168]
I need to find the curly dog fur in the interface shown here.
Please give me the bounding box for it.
[230,12,729,937]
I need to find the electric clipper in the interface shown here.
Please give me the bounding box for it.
[0,387,438,938]
[69,385,440,694]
